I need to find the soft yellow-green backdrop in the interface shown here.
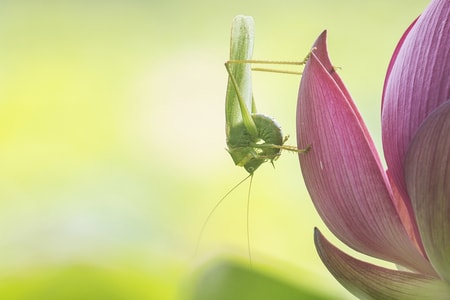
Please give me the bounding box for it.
[0,1,430,299]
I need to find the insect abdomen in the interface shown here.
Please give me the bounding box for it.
[227,113,284,173]
[253,113,284,152]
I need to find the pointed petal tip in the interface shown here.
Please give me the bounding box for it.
[310,31,328,62]
[314,30,327,44]
[297,46,433,274]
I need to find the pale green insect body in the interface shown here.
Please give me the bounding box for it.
[195,15,309,264]
[224,15,308,176]
[227,113,284,173]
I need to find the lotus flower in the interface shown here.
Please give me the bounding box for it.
[296,0,450,298]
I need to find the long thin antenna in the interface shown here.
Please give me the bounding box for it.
[247,174,254,266]
[195,174,252,257]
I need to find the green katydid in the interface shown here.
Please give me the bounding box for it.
[225,16,310,173]
[196,15,310,264]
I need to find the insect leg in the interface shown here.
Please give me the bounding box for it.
[247,174,254,266]
[195,174,252,257]
[225,62,258,138]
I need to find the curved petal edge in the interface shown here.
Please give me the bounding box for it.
[314,228,450,300]
[405,100,450,283]
[382,0,450,218]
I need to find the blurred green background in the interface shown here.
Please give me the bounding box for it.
[0,0,429,299]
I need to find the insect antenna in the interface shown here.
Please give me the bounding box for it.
[195,174,252,257]
[246,173,254,266]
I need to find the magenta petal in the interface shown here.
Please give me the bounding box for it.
[381,17,417,108]
[382,0,450,211]
[315,229,450,299]
[405,101,450,282]
[308,31,377,158]
[297,32,435,275]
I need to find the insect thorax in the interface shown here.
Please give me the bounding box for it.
[227,113,284,173]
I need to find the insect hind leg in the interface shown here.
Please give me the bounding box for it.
[251,142,311,154]
[226,59,308,76]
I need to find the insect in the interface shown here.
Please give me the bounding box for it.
[196,15,310,264]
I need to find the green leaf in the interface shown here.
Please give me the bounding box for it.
[189,260,331,300]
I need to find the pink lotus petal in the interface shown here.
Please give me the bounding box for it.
[386,169,425,255]
[381,17,417,108]
[297,32,435,275]
[310,32,379,164]
[382,0,450,219]
[315,229,449,299]
[405,100,450,282]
